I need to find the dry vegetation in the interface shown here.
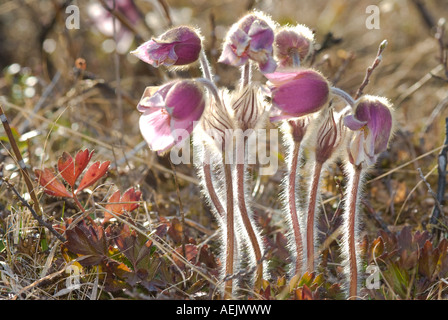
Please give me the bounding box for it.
[1,0,448,300]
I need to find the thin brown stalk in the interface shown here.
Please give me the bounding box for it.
[355,40,388,100]
[0,103,41,216]
[2,179,65,243]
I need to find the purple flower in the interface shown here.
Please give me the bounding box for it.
[274,25,314,68]
[131,26,202,68]
[138,80,206,153]
[265,69,329,121]
[343,95,394,166]
[218,12,277,73]
[88,0,142,54]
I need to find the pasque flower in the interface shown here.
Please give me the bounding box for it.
[343,95,393,166]
[131,26,202,68]
[274,24,315,68]
[138,80,206,153]
[266,69,330,121]
[218,12,277,73]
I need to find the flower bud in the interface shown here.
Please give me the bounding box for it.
[315,108,345,163]
[343,95,394,166]
[131,26,202,68]
[138,80,205,153]
[266,69,329,121]
[231,84,267,131]
[281,116,310,144]
[274,24,314,68]
[199,89,235,152]
[218,12,277,73]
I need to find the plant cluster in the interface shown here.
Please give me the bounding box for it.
[130,10,395,299]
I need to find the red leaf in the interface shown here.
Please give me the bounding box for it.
[103,188,141,223]
[35,168,72,198]
[173,244,199,269]
[120,188,142,212]
[74,149,94,181]
[104,190,123,223]
[295,284,314,300]
[57,152,76,187]
[75,160,110,194]
[57,149,94,188]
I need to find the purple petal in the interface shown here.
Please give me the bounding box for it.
[230,28,251,56]
[164,81,205,121]
[139,109,175,152]
[170,108,202,137]
[265,71,303,86]
[258,55,277,73]
[131,40,173,67]
[132,26,201,67]
[163,27,202,65]
[355,99,392,154]
[173,42,201,65]
[248,20,274,52]
[136,83,174,112]
[238,14,258,34]
[218,42,249,67]
[270,70,329,116]
[343,114,368,130]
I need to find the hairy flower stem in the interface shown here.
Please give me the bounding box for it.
[305,161,323,273]
[203,152,225,219]
[236,161,263,290]
[200,50,214,82]
[240,62,251,90]
[287,142,305,275]
[223,161,235,298]
[345,165,363,300]
[330,87,356,108]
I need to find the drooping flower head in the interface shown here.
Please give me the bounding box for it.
[343,95,394,167]
[266,69,330,121]
[218,11,277,73]
[274,24,315,68]
[131,26,202,68]
[137,80,206,153]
